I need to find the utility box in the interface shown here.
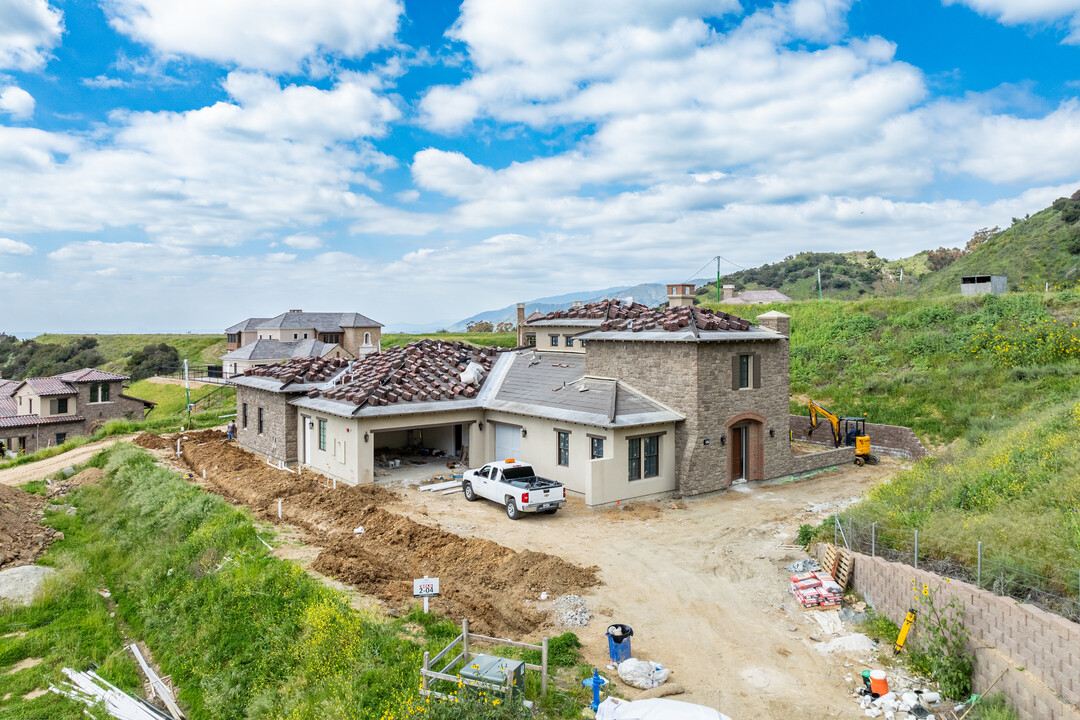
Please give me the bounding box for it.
[960,274,1007,295]
[459,654,524,700]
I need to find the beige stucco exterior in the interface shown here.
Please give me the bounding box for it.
[530,325,593,353]
[286,402,674,506]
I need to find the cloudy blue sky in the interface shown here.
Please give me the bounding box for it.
[1,0,1079,333]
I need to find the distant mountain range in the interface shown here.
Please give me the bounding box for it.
[385,281,709,333]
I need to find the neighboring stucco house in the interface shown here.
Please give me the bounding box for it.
[223,310,383,374]
[0,369,155,454]
[231,303,827,507]
[221,339,351,375]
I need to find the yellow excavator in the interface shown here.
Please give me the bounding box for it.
[807,400,879,466]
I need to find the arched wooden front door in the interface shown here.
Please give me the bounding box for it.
[727,413,765,484]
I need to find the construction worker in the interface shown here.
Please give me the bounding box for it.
[226,419,237,440]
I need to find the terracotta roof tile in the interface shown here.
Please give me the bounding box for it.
[244,355,351,385]
[312,339,498,408]
[54,369,129,383]
[0,414,85,429]
[527,299,752,333]
[24,377,76,396]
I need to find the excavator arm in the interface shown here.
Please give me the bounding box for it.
[807,400,842,447]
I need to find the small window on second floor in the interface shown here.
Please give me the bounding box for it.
[565,336,574,347]
[550,334,559,347]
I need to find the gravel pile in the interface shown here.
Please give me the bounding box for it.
[553,594,592,628]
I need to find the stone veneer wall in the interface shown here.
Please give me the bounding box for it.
[586,337,793,495]
[790,446,855,475]
[815,546,1080,720]
[236,385,297,464]
[789,415,928,460]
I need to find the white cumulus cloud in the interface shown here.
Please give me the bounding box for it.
[104,0,403,72]
[282,234,323,250]
[0,86,35,120]
[0,0,63,70]
[0,237,33,255]
[944,0,1080,43]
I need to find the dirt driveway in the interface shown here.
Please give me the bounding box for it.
[390,459,905,718]
[0,435,137,487]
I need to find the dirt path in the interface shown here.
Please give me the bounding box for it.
[393,459,906,718]
[0,435,137,487]
[139,429,905,717]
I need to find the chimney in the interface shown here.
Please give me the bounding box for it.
[722,285,735,302]
[516,303,526,347]
[289,308,303,313]
[666,283,695,307]
[756,311,790,337]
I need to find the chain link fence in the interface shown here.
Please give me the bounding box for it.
[835,514,1080,624]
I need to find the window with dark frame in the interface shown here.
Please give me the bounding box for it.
[550,334,559,347]
[557,431,570,466]
[257,407,264,434]
[55,433,66,445]
[319,419,327,451]
[628,435,661,480]
[242,403,248,428]
[738,354,750,389]
[55,398,68,414]
[591,436,604,459]
[565,336,574,347]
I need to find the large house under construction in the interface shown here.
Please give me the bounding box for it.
[231,286,837,506]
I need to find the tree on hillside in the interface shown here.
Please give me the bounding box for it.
[125,343,180,381]
[965,227,1000,253]
[1053,197,1080,224]
[927,247,963,271]
[1,336,106,380]
[494,321,513,332]
[466,321,494,332]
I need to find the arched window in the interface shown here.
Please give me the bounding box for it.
[364,332,371,345]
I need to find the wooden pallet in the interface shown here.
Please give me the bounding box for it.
[823,544,855,590]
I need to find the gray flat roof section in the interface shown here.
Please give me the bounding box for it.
[487,352,681,428]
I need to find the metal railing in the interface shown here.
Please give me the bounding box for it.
[835,514,1080,623]
[154,364,239,385]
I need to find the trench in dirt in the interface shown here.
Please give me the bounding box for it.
[136,431,600,636]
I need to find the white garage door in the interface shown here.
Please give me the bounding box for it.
[494,422,521,462]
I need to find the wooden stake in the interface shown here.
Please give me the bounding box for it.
[957,668,1008,720]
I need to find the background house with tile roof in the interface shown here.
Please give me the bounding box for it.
[0,369,155,454]
[222,309,383,374]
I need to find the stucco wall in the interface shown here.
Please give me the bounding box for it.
[819,547,1080,720]
[583,425,678,507]
[530,326,590,353]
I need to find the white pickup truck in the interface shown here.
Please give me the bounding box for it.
[462,460,566,519]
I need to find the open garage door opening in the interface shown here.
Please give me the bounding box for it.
[371,422,470,485]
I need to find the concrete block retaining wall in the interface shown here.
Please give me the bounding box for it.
[789,446,855,475]
[789,415,928,460]
[816,546,1080,720]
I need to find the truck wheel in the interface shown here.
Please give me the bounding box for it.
[505,497,520,520]
[463,481,477,501]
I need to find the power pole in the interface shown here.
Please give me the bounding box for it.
[899,267,903,297]
[716,256,721,303]
[184,359,191,429]
[817,268,822,300]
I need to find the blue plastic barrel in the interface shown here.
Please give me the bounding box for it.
[606,624,633,663]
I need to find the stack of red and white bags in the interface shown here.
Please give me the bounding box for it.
[790,570,843,608]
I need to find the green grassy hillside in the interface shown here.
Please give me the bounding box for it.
[382,331,517,348]
[918,200,1080,296]
[33,333,225,373]
[702,291,1080,445]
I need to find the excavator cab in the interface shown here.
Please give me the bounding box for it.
[841,417,876,465]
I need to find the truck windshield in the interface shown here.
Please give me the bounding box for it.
[502,466,535,480]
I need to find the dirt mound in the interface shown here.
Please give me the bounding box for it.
[133,432,172,450]
[0,485,57,570]
[69,467,105,485]
[174,434,599,636]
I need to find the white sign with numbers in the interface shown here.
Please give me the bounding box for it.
[413,577,440,598]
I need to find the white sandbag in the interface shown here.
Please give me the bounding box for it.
[618,658,671,690]
[596,697,732,720]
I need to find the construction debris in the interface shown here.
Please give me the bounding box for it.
[790,569,843,608]
[617,658,671,690]
[128,644,184,719]
[824,544,855,589]
[552,594,592,628]
[51,667,174,720]
[784,558,821,574]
